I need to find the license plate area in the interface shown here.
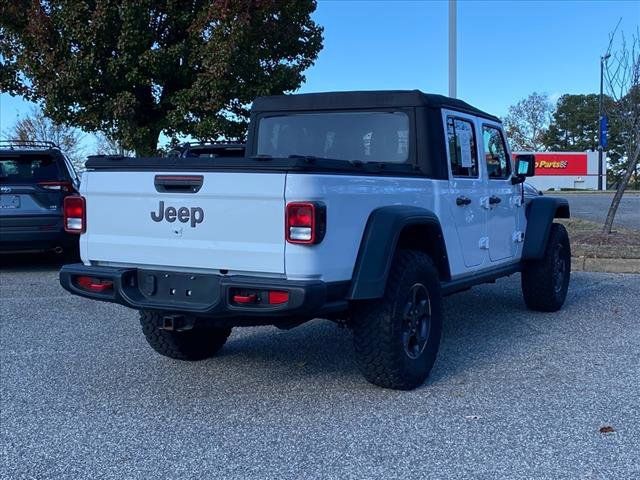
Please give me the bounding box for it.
[0,195,20,209]
[135,270,220,306]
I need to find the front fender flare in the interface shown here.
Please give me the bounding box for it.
[522,196,570,260]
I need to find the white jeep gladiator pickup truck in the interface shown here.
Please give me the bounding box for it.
[60,90,571,390]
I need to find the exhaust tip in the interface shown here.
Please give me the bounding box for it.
[53,247,64,255]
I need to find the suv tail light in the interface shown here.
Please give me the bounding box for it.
[38,181,74,193]
[286,202,326,244]
[64,196,86,233]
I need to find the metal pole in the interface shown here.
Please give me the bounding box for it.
[448,0,457,98]
[598,56,603,191]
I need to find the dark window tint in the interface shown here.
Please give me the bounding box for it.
[446,117,478,177]
[482,126,511,179]
[257,111,410,163]
[0,156,62,184]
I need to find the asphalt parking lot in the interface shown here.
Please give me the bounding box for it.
[1,261,639,479]
[548,192,640,230]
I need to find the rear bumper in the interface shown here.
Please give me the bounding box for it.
[0,216,76,252]
[59,264,348,320]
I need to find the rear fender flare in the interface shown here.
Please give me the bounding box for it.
[348,206,450,300]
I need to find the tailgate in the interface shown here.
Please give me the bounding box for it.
[83,171,286,274]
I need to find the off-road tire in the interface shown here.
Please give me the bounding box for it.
[351,250,443,390]
[139,310,231,361]
[521,223,571,312]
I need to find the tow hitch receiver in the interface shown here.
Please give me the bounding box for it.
[160,314,195,331]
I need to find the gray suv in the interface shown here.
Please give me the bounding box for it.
[0,140,80,256]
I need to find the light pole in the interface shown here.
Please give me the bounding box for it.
[448,0,457,98]
[598,53,611,191]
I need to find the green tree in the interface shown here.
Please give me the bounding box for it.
[542,94,618,152]
[606,85,640,190]
[0,1,323,156]
[542,93,629,187]
[503,92,552,151]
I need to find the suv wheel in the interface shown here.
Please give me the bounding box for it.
[521,223,571,312]
[351,250,443,390]
[139,310,231,361]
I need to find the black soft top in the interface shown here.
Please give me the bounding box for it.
[251,90,500,122]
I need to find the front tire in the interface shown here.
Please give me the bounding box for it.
[139,310,231,361]
[351,250,443,390]
[521,223,571,312]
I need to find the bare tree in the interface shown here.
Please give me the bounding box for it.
[602,28,640,234]
[503,92,553,151]
[94,133,133,157]
[4,107,86,170]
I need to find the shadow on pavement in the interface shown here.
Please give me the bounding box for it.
[206,279,531,387]
[1,253,553,389]
[219,320,360,379]
[0,251,70,272]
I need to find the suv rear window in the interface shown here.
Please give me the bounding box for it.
[256,111,410,163]
[0,155,63,184]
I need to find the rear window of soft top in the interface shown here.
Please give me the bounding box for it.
[256,111,410,164]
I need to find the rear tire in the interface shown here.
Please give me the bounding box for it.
[139,310,231,361]
[521,223,571,312]
[351,250,443,390]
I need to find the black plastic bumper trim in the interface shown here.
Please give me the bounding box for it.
[59,263,347,318]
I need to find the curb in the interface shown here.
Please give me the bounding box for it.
[547,191,640,196]
[572,244,640,260]
[572,256,640,274]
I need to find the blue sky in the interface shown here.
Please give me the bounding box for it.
[1,0,638,149]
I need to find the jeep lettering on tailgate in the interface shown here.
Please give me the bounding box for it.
[150,201,204,227]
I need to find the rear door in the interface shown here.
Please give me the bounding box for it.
[83,171,286,274]
[443,111,487,269]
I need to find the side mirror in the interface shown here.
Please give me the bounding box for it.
[512,154,535,184]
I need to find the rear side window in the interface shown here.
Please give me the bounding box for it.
[446,117,478,177]
[256,111,410,164]
[0,156,63,184]
[482,125,511,179]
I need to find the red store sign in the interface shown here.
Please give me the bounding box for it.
[514,153,588,176]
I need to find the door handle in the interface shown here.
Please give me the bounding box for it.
[154,175,204,193]
[456,196,472,206]
[489,195,502,205]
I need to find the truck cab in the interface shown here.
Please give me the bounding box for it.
[60,90,571,390]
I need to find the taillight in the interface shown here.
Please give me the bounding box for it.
[230,289,290,306]
[75,276,113,293]
[286,202,326,244]
[38,181,74,193]
[268,291,289,305]
[64,196,86,233]
[232,293,257,304]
